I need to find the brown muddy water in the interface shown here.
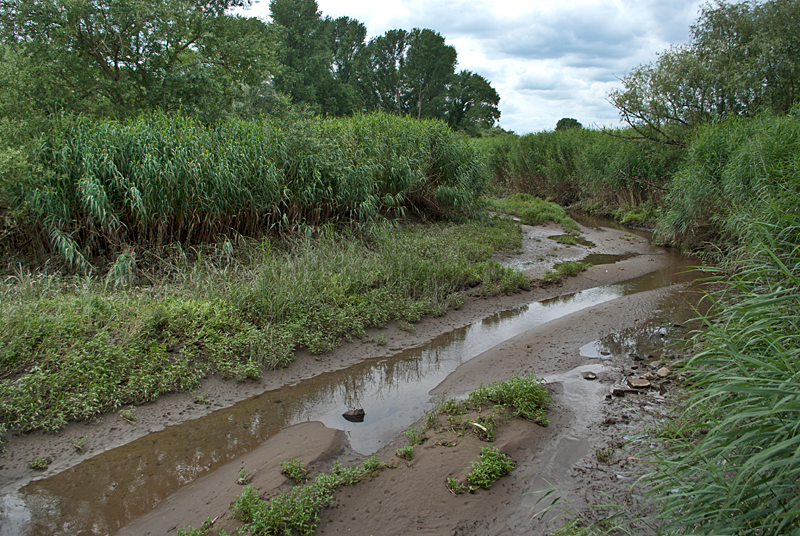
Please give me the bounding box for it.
[1,253,701,536]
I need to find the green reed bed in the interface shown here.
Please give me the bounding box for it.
[649,223,800,535]
[0,219,526,434]
[1,112,487,271]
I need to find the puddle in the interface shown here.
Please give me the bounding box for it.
[1,255,701,536]
[547,235,596,248]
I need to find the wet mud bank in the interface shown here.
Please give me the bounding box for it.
[0,221,705,535]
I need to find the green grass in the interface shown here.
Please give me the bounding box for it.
[469,373,551,425]
[0,219,528,434]
[487,194,580,235]
[428,373,551,436]
[539,261,592,284]
[230,457,385,536]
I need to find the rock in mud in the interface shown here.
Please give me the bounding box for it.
[626,377,651,389]
[342,409,365,422]
[657,367,671,378]
[582,371,597,380]
[611,386,639,397]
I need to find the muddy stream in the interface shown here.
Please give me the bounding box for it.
[1,222,703,536]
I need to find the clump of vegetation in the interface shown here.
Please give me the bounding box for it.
[550,235,578,245]
[469,373,551,425]
[231,458,385,536]
[595,446,614,464]
[648,221,800,534]
[467,446,515,489]
[119,406,137,424]
[446,477,472,495]
[487,194,580,235]
[540,261,592,284]
[72,436,88,453]
[280,458,309,483]
[29,456,53,470]
[395,446,414,461]
[402,426,427,445]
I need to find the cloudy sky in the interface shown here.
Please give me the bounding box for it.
[243,0,705,134]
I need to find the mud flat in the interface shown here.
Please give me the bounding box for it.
[0,221,703,535]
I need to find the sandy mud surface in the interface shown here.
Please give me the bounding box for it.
[1,220,702,535]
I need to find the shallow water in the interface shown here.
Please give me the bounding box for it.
[1,254,700,536]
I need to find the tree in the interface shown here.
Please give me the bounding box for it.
[327,16,366,87]
[445,70,500,135]
[269,0,332,112]
[354,28,457,120]
[0,0,278,121]
[355,29,411,114]
[555,118,582,131]
[404,28,457,120]
[609,0,800,145]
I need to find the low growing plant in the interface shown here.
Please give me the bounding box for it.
[468,446,515,489]
[395,446,414,460]
[280,457,309,483]
[232,457,385,535]
[469,373,551,425]
[446,477,472,495]
[29,456,53,470]
[402,426,427,445]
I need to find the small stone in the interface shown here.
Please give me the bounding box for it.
[642,372,655,381]
[582,371,597,380]
[600,350,611,356]
[657,367,671,378]
[342,409,365,422]
[627,377,651,389]
[659,383,668,395]
[611,387,627,397]
[648,361,662,370]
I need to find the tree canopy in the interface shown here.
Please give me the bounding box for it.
[0,0,281,121]
[0,0,500,133]
[609,0,800,145]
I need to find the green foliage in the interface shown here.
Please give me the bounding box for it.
[540,261,592,283]
[395,446,413,460]
[467,446,514,489]
[659,111,800,249]
[280,458,309,483]
[446,477,471,495]
[0,220,526,434]
[445,70,501,135]
[72,436,88,452]
[469,373,550,425]
[232,457,385,536]
[28,455,53,470]
[402,426,427,445]
[609,0,800,144]
[3,112,489,267]
[649,211,800,534]
[555,118,582,131]
[0,0,280,122]
[487,194,580,235]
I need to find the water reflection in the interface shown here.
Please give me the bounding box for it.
[3,258,700,536]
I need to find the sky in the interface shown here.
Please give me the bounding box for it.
[241,0,705,134]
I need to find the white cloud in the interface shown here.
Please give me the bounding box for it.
[242,0,704,133]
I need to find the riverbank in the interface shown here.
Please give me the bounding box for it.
[1,220,702,535]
